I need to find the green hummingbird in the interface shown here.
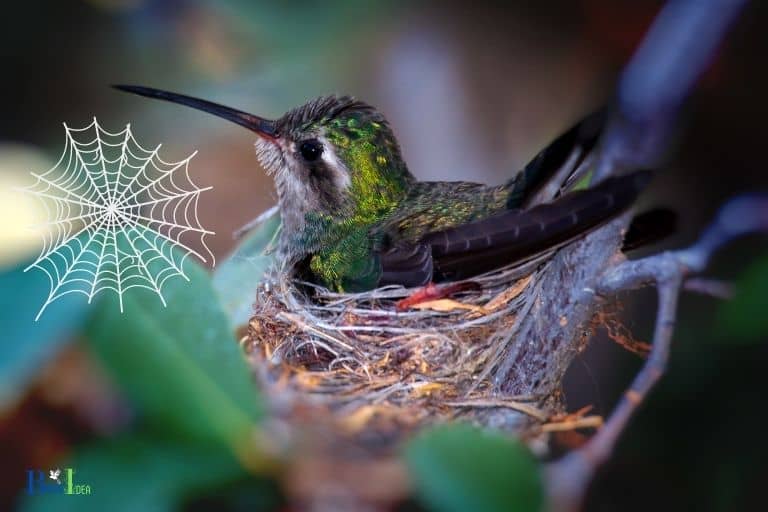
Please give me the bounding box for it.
[114,85,650,293]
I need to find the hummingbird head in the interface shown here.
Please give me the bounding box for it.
[113,86,415,237]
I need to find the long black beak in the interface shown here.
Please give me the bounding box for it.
[112,85,279,138]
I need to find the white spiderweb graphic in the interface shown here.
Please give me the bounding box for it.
[22,119,215,321]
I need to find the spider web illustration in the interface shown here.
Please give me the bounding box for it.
[22,119,215,321]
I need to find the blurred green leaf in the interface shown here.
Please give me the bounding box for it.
[717,255,768,342]
[85,242,262,447]
[213,210,279,327]
[0,258,89,408]
[18,435,280,512]
[405,424,543,512]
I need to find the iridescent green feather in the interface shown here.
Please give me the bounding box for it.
[305,114,411,290]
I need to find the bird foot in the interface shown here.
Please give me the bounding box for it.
[395,281,481,311]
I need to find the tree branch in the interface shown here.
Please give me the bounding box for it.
[540,1,754,508]
[547,195,768,511]
[593,0,748,182]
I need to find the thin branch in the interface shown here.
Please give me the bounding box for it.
[444,399,548,422]
[586,275,680,463]
[683,277,734,299]
[599,196,768,295]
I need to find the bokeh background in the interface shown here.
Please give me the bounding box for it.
[1,1,767,510]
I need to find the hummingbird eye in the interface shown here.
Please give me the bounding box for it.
[299,140,323,162]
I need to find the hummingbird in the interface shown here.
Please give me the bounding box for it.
[114,85,650,293]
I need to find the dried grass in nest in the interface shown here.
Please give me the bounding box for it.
[244,251,567,443]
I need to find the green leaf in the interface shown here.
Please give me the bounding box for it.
[405,424,544,512]
[717,255,768,342]
[85,240,262,448]
[213,210,279,327]
[17,435,281,512]
[0,258,90,408]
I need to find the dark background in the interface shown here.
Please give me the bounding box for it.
[1,1,767,510]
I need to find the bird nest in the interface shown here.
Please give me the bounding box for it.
[242,251,578,442]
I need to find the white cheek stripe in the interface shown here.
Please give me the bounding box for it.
[318,135,351,191]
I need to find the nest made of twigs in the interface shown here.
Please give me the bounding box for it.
[242,250,572,443]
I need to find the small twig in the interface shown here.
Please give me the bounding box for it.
[591,274,680,460]
[277,312,357,353]
[444,398,548,422]
[540,416,603,434]
[683,277,734,299]
[233,204,279,239]
[599,196,768,294]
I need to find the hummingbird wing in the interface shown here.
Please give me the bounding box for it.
[423,171,651,281]
[375,109,613,288]
[505,108,606,208]
[378,242,434,287]
[375,171,650,286]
